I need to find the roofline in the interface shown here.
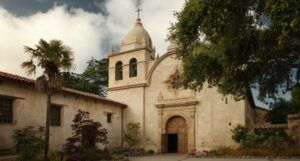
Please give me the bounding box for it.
[246,89,269,111]
[0,71,127,108]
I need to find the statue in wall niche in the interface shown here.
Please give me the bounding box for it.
[165,69,182,90]
[158,92,163,101]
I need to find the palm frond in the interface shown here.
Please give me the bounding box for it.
[21,60,36,76]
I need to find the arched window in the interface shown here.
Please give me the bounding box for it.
[115,61,123,80]
[129,58,137,77]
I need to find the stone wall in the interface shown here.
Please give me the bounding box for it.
[254,108,269,125]
[288,112,300,146]
[252,112,300,147]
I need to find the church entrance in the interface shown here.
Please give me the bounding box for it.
[165,116,188,153]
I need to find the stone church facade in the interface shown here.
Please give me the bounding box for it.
[0,17,266,153]
[107,18,262,153]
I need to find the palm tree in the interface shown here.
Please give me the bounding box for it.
[21,39,74,161]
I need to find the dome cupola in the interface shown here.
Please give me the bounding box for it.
[120,18,153,52]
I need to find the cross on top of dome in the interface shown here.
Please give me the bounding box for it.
[136,8,142,20]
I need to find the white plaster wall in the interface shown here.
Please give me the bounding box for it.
[107,87,145,146]
[145,53,247,151]
[0,80,123,151]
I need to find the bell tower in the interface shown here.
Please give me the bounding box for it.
[107,14,155,146]
[108,17,155,89]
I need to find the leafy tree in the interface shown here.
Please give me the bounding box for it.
[291,83,300,105]
[62,58,108,96]
[21,39,74,161]
[169,0,300,101]
[123,122,140,150]
[266,100,300,124]
[61,72,82,90]
[81,58,108,96]
[64,110,108,152]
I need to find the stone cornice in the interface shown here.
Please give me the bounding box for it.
[155,99,199,108]
[108,83,147,91]
[108,47,154,57]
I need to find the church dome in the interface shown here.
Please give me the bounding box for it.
[120,18,153,52]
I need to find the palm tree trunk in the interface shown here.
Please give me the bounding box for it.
[44,91,51,161]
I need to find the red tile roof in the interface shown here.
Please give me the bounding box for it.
[0,71,127,108]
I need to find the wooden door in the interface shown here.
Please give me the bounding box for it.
[166,116,188,153]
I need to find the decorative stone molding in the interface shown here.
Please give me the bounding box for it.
[108,83,147,91]
[147,52,175,85]
[155,100,199,108]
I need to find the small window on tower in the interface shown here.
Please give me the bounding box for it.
[129,58,137,77]
[115,61,123,80]
[107,113,112,123]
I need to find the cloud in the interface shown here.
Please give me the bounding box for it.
[104,0,185,54]
[0,6,106,77]
[0,0,184,78]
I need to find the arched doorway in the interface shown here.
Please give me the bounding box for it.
[165,116,188,153]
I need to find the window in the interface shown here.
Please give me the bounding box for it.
[50,105,61,126]
[129,58,137,77]
[0,97,13,124]
[107,113,112,123]
[115,61,123,80]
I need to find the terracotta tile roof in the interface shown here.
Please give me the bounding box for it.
[0,71,127,108]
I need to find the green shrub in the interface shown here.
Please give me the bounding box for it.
[49,153,67,161]
[231,125,288,149]
[0,149,15,156]
[211,146,233,156]
[231,124,248,145]
[123,122,140,149]
[12,126,45,161]
[64,110,108,152]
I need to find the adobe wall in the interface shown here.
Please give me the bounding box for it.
[0,80,123,151]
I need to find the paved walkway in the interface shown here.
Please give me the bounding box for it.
[129,154,300,161]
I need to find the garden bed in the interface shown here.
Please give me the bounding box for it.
[189,147,300,158]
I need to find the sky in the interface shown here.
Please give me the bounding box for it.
[0,0,282,108]
[0,0,184,76]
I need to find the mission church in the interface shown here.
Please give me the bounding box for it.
[0,15,267,153]
[106,15,267,153]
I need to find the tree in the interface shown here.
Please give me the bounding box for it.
[13,126,45,161]
[62,58,108,96]
[21,39,74,161]
[64,110,108,152]
[123,122,140,150]
[266,100,300,124]
[169,0,300,101]
[291,83,300,105]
